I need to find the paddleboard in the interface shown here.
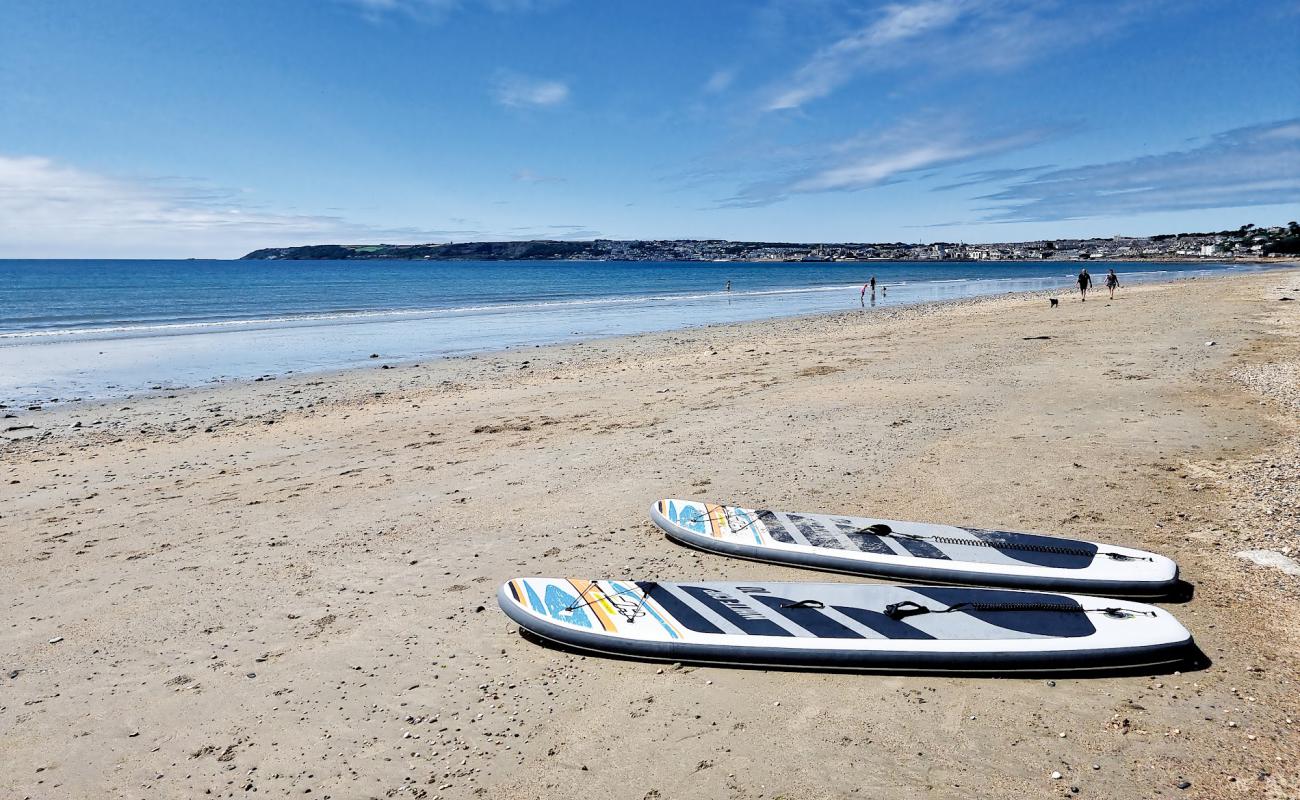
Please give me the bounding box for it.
[651,499,1179,598]
[499,578,1193,672]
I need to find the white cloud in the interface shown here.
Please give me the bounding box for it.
[703,67,737,94]
[763,0,1166,111]
[791,142,971,193]
[719,120,1063,207]
[0,154,468,258]
[979,117,1300,221]
[342,0,551,23]
[512,168,566,184]
[492,72,570,109]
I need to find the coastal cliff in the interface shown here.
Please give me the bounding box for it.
[241,224,1300,262]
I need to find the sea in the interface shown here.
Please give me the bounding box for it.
[0,259,1263,405]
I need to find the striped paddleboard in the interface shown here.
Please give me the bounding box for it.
[499,578,1193,673]
[651,499,1180,598]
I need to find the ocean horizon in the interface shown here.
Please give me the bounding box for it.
[0,258,1262,405]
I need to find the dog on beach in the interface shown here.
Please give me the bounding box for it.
[1049,298,1059,308]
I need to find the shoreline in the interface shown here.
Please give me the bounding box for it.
[3,268,1299,799]
[2,262,1287,413]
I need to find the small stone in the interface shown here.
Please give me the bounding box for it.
[1059,732,1067,738]
[1091,764,1101,771]
[246,672,257,679]
[1051,771,1063,780]
[48,637,63,644]
[1177,780,1191,789]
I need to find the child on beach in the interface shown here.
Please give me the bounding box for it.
[1078,268,1093,302]
[861,276,877,307]
[1106,269,1120,299]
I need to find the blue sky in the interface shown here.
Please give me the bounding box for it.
[1,0,1297,257]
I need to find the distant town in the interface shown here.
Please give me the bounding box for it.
[243,222,1300,262]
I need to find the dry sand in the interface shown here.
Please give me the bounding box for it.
[3,269,1299,799]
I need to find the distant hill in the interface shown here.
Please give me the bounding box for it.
[242,241,609,261]
[241,224,1298,262]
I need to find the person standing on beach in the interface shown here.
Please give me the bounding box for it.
[725,280,731,293]
[870,276,877,292]
[1106,269,1120,299]
[1077,268,1093,302]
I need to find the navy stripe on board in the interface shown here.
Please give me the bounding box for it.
[786,513,847,549]
[832,605,938,640]
[634,581,724,635]
[965,528,1096,570]
[680,585,795,637]
[756,510,795,544]
[749,594,865,639]
[829,517,896,555]
[891,536,952,561]
[912,587,1096,638]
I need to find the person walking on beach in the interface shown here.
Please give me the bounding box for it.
[1077,268,1093,302]
[1106,268,1120,299]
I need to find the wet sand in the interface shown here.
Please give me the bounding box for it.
[2,269,1298,799]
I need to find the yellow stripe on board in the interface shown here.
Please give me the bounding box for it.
[707,503,726,538]
[567,579,617,632]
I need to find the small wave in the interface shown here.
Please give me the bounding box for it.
[0,282,875,340]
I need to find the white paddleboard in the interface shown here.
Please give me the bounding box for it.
[499,577,1193,673]
[651,499,1180,598]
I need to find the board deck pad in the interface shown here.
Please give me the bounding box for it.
[499,578,1193,673]
[650,499,1180,598]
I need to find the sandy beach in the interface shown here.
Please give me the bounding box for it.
[3,268,1298,799]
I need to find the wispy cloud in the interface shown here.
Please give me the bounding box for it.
[512,167,566,184]
[763,0,1166,111]
[703,67,737,94]
[766,0,964,110]
[932,165,1055,191]
[978,118,1300,221]
[492,72,570,109]
[0,154,471,257]
[718,120,1065,207]
[504,224,601,239]
[343,0,553,23]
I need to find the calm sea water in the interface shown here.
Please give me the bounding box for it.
[0,259,1260,404]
